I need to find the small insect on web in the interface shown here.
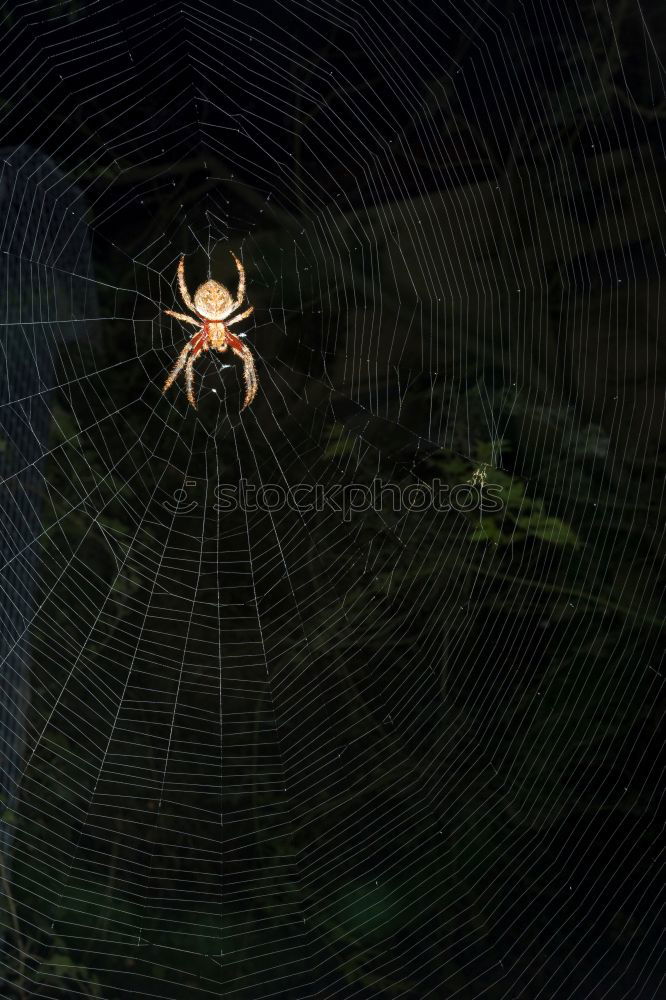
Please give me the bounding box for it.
[163,252,257,410]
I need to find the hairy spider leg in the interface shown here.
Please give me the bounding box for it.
[189,325,209,355]
[227,331,258,410]
[177,255,196,311]
[163,325,210,404]
[164,308,198,327]
[184,354,198,409]
[227,305,254,327]
[163,341,193,394]
[229,251,246,311]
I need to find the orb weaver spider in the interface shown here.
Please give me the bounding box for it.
[163,252,256,410]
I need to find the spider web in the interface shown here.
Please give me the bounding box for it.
[0,1,664,998]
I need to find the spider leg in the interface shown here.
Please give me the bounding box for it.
[229,251,246,308]
[227,332,258,410]
[226,305,254,327]
[163,341,193,394]
[164,309,199,327]
[177,255,197,312]
[184,353,198,409]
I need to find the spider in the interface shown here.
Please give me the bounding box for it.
[162,252,256,410]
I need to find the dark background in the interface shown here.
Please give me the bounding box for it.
[0,1,664,997]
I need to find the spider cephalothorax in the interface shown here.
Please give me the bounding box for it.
[163,252,256,410]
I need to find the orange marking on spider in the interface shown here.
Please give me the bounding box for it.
[162,252,257,410]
